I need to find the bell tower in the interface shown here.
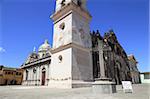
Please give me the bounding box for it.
[49,0,93,88]
[52,0,91,49]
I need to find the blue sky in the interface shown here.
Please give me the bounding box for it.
[0,0,149,72]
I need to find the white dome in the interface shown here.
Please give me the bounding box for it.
[38,40,51,52]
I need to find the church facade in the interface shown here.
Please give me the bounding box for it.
[21,0,140,88]
[21,40,51,86]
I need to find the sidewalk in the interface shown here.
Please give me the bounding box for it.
[0,84,149,99]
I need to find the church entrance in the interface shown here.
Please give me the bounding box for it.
[41,71,46,85]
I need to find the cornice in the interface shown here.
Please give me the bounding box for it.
[51,43,92,54]
[51,1,92,24]
[21,57,51,69]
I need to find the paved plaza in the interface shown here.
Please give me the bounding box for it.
[0,84,149,99]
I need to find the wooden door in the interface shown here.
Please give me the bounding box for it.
[42,71,46,85]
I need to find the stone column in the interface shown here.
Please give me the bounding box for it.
[28,68,30,85]
[37,66,40,86]
[23,70,26,85]
[30,68,32,85]
[39,66,41,85]
[31,68,33,85]
[47,64,50,86]
[27,69,29,85]
[35,66,38,85]
[46,65,48,85]
[48,63,51,86]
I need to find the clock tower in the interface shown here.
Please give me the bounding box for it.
[49,0,93,88]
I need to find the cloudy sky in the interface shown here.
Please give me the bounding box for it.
[0,0,149,72]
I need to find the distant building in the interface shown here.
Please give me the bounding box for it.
[128,55,140,84]
[0,65,23,85]
[140,72,150,83]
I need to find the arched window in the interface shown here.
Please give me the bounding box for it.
[42,67,46,72]
[33,68,36,73]
[42,54,45,57]
[59,23,65,30]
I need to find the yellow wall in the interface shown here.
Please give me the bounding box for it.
[0,69,23,85]
[0,75,4,85]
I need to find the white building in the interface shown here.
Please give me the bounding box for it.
[21,40,51,86]
[128,55,140,84]
[140,72,150,84]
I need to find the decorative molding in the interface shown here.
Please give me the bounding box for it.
[22,57,51,68]
[51,1,91,23]
[51,43,92,54]
[50,77,71,81]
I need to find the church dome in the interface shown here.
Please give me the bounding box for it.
[38,40,51,52]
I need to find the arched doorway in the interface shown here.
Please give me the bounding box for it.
[41,68,46,86]
[26,70,29,80]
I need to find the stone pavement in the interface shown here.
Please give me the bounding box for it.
[0,84,149,99]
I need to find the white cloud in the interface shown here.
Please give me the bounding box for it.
[0,47,5,53]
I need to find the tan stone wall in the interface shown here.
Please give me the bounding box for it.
[0,75,4,85]
[0,69,23,85]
